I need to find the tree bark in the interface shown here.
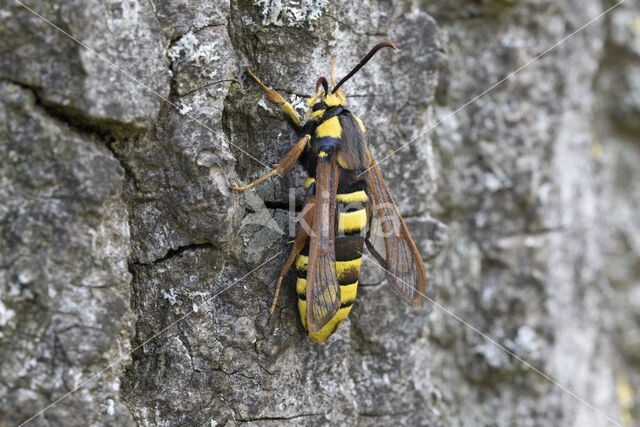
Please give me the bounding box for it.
[1,0,639,425]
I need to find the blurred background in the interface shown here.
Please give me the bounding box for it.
[1,0,639,425]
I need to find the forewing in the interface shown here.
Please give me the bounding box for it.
[366,155,427,306]
[306,157,341,333]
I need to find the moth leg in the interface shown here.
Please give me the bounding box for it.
[246,67,302,127]
[331,55,339,86]
[270,195,315,314]
[230,134,310,191]
[330,55,346,101]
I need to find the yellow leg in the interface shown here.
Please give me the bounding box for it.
[246,67,302,127]
[331,55,338,86]
[230,134,310,191]
[330,55,346,101]
[229,169,278,191]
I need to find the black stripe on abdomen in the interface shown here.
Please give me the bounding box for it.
[334,233,364,261]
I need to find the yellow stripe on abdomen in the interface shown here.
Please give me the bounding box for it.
[336,258,362,279]
[296,277,306,295]
[336,191,368,203]
[338,209,367,234]
[304,177,315,189]
[297,255,361,279]
[296,254,309,272]
[340,281,358,305]
[296,259,360,343]
[297,279,357,304]
[298,300,355,343]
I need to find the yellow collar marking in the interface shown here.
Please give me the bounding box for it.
[323,93,346,107]
[316,116,342,139]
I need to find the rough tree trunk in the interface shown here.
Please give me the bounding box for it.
[1,0,639,425]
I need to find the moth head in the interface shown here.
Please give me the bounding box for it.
[306,77,334,118]
[306,42,398,118]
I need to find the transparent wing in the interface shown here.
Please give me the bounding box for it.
[306,157,341,333]
[366,154,427,306]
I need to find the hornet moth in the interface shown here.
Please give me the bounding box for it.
[231,42,427,342]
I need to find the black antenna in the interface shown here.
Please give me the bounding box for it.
[332,42,399,94]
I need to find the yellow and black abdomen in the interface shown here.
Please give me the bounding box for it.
[296,177,369,342]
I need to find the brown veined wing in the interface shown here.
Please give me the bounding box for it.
[305,156,342,333]
[365,151,427,306]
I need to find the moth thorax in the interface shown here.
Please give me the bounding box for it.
[323,93,346,107]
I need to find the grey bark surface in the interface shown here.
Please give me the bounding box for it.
[1,0,639,426]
